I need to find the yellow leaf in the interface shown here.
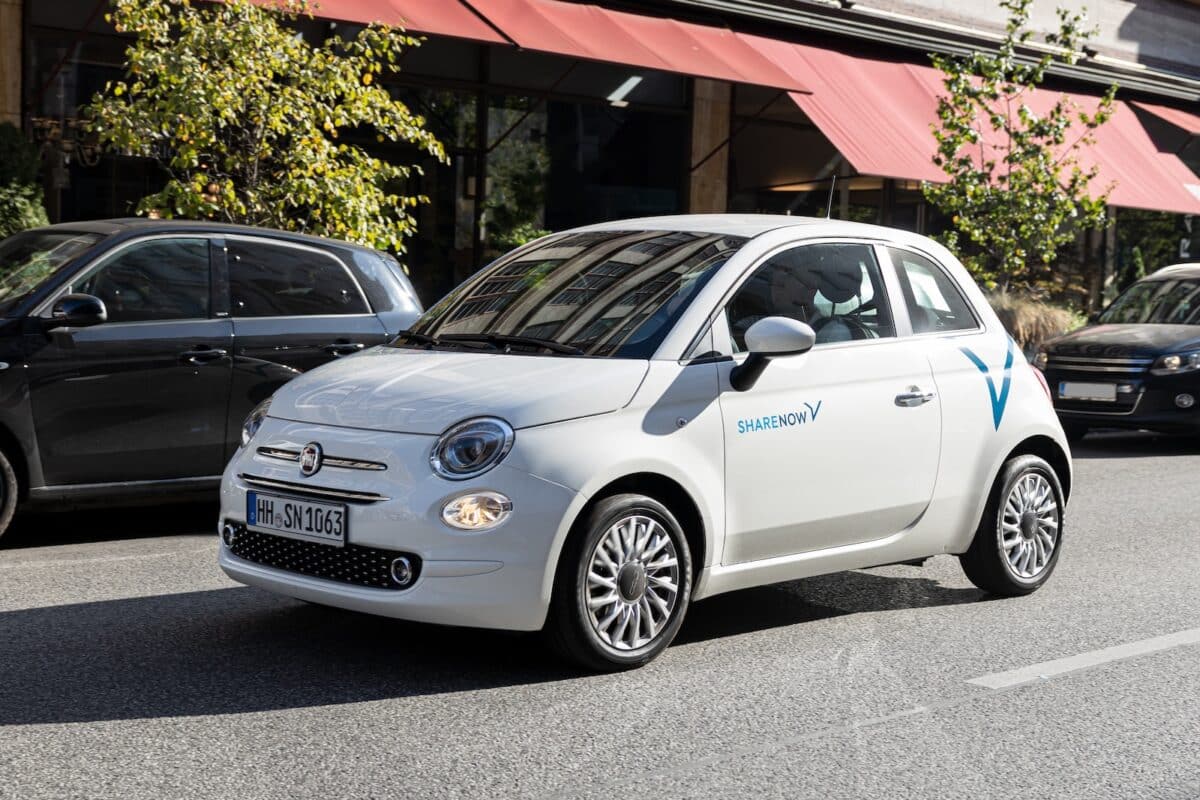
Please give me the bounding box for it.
[363,73,373,85]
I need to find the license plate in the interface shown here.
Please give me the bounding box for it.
[1058,381,1117,402]
[246,491,347,547]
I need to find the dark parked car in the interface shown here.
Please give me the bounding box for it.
[1035,263,1200,441]
[0,219,422,539]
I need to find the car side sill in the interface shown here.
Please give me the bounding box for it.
[28,476,222,503]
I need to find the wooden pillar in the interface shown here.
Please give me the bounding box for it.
[688,78,730,213]
[0,0,21,127]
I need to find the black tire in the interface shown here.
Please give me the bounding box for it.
[1061,422,1089,443]
[0,448,18,542]
[546,494,692,672]
[960,454,1064,596]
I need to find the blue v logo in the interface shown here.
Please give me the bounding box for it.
[959,339,1015,430]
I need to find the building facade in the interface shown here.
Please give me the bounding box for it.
[2,0,1198,304]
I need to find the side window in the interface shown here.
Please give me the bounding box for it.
[229,241,369,317]
[725,242,895,353]
[888,248,978,334]
[73,238,210,324]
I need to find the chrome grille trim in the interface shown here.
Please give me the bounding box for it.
[1046,355,1153,374]
[256,447,387,471]
[238,474,389,503]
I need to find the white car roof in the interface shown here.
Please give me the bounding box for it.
[571,214,935,247]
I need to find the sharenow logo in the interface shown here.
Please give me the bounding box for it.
[959,339,1015,430]
[737,401,823,434]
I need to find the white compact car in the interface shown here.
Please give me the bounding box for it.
[219,215,1071,670]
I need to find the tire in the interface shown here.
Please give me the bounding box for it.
[0,448,18,542]
[1061,422,1088,443]
[546,494,693,671]
[960,454,1064,596]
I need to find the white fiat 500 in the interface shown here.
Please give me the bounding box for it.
[220,215,1071,670]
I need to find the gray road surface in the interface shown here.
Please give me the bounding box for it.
[1,431,1197,799]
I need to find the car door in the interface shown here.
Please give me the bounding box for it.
[716,240,941,564]
[224,236,390,457]
[26,235,233,485]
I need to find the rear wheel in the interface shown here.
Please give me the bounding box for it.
[960,454,1064,596]
[546,494,692,671]
[0,449,18,542]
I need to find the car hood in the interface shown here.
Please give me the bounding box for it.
[267,347,650,435]
[1046,324,1200,357]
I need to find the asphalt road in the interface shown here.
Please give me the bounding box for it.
[1,431,1198,799]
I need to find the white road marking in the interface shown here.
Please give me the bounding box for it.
[966,627,1200,689]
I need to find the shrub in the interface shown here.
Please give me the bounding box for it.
[0,123,49,239]
[989,291,1084,351]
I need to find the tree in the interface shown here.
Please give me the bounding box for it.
[924,0,1116,294]
[86,0,445,254]
[0,123,49,239]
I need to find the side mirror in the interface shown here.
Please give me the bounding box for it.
[1086,311,1101,325]
[45,293,107,331]
[730,316,816,392]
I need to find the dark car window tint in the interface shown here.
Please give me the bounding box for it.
[74,238,210,324]
[888,248,977,334]
[726,243,895,352]
[1102,278,1200,325]
[229,241,368,317]
[0,231,102,316]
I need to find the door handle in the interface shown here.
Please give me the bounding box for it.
[323,342,365,357]
[895,386,936,407]
[180,347,228,364]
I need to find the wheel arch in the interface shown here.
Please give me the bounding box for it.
[1004,434,1072,501]
[0,420,30,500]
[559,472,707,585]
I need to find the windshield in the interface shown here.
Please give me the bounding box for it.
[396,230,748,358]
[1099,278,1200,325]
[0,230,103,316]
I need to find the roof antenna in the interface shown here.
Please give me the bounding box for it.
[825,175,837,219]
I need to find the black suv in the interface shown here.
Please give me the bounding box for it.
[1036,263,1200,441]
[0,219,422,538]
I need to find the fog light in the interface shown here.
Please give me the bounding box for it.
[221,522,238,547]
[1176,393,1196,409]
[441,492,513,531]
[390,556,415,587]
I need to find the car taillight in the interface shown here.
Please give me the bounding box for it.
[1031,365,1053,403]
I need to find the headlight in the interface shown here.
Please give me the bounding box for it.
[430,417,514,480]
[1032,350,1048,370]
[442,492,513,530]
[240,399,271,447]
[1150,351,1200,376]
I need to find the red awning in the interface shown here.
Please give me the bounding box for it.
[746,35,1200,215]
[267,0,508,44]
[463,0,808,92]
[1132,101,1200,136]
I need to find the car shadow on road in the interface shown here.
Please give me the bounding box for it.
[0,567,985,726]
[677,569,985,644]
[1071,431,1200,460]
[0,502,218,550]
[0,586,571,726]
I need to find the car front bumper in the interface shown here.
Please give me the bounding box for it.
[1044,367,1200,433]
[218,418,582,631]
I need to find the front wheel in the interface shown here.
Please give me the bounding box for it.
[546,494,692,671]
[960,454,1064,596]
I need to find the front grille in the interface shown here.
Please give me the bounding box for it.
[227,527,420,590]
[1045,355,1153,375]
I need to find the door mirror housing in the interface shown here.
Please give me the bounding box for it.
[730,316,816,392]
[45,293,107,330]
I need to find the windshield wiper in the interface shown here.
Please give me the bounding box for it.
[394,330,449,348]
[440,333,584,355]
